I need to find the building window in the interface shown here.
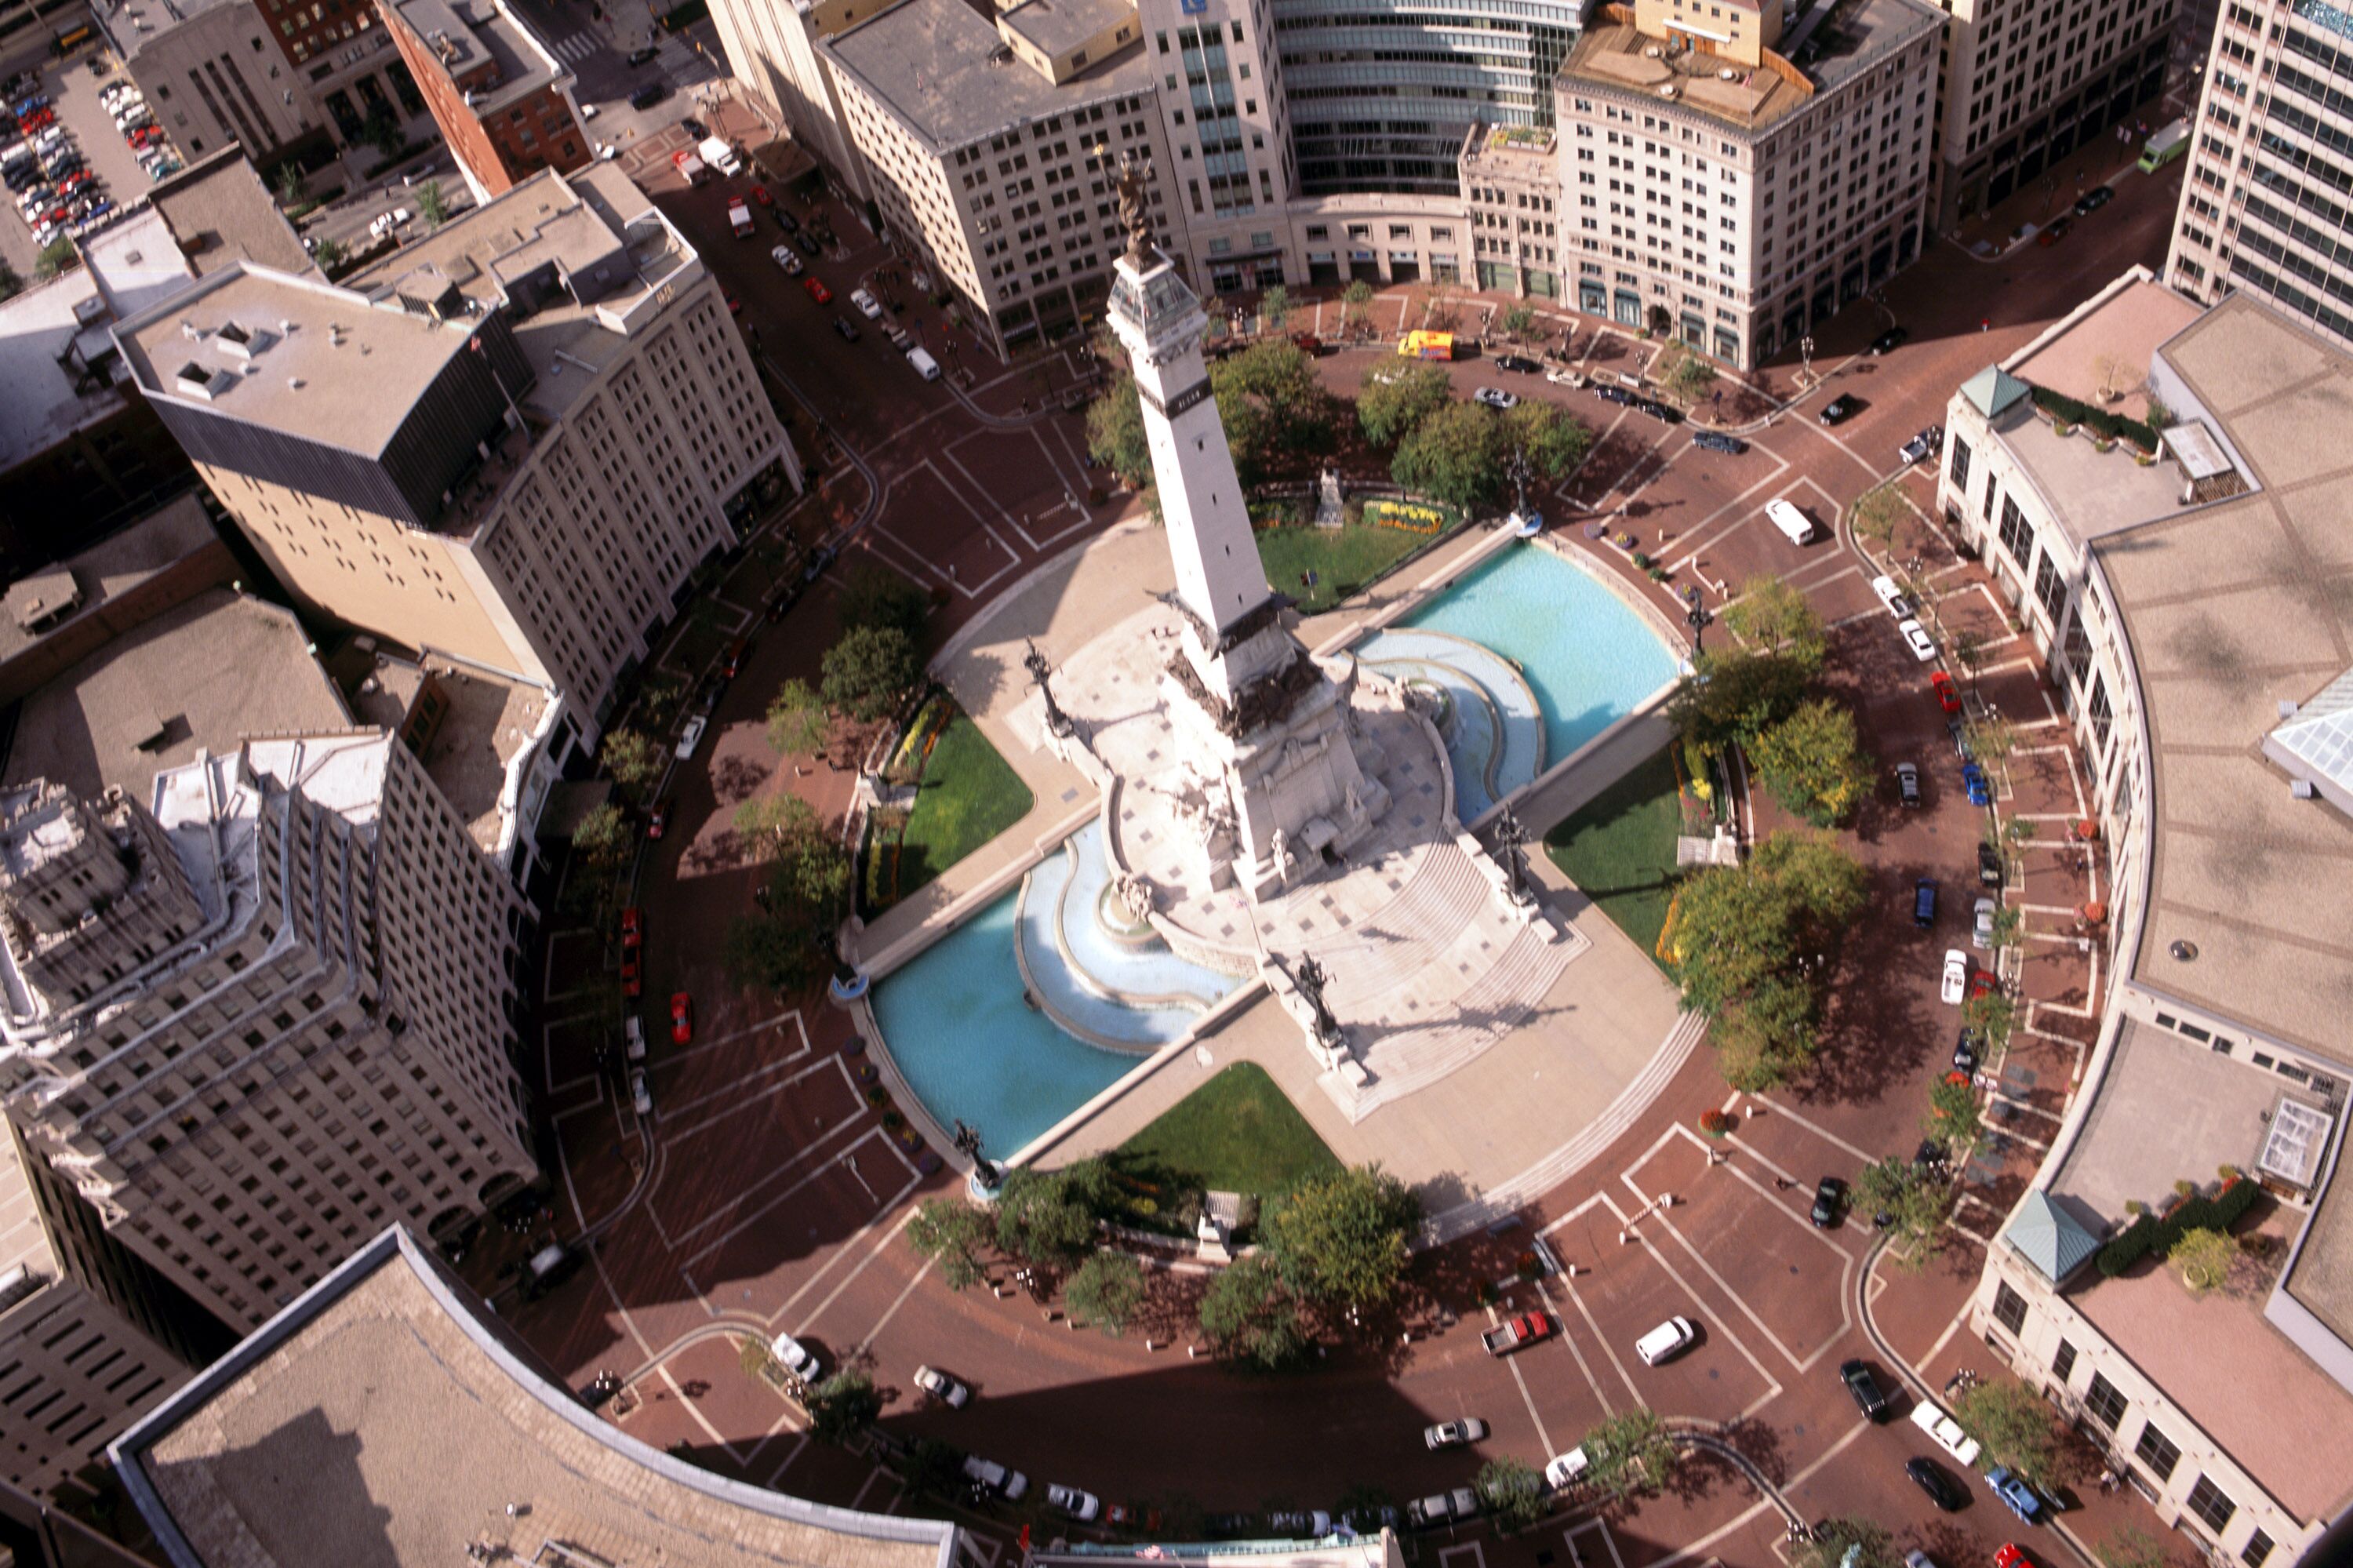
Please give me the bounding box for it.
[2051,1338,2076,1384]
[1991,1281,2028,1335]
[2186,1475,2237,1536]
[2035,551,2068,627]
[2244,1532,2275,1568]
[1998,493,2033,563]
[2133,1421,2181,1482]
[2084,1372,2128,1430]
[1948,434,1972,493]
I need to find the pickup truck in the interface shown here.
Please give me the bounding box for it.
[1481,1310,1553,1355]
[727,198,752,238]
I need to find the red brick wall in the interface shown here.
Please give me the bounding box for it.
[375,0,589,196]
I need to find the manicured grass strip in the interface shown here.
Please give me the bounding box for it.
[1544,745,1683,966]
[1115,1062,1340,1201]
[891,711,1032,902]
[1255,522,1424,614]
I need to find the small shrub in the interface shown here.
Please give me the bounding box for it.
[1648,566,1668,581]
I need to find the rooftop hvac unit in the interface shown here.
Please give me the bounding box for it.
[2292,780,2317,800]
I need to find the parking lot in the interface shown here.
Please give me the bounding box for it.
[1,48,177,278]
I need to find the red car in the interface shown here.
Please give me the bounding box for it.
[670,991,694,1044]
[750,183,771,206]
[1931,670,1962,715]
[802,276,831,305]
[722,638,750,678]
[1970,970,1998,1004]
[620,951,642,998]
[1995,1546,2031,1568]
[646,799,671,839]
[726,293,742,315]
[620,907,642,949]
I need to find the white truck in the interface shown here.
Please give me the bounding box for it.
[698,135,743,176]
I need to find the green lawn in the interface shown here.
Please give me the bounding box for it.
[1544,746,1685,966]
[886,710,1032,906]
[1255,522,1425,614]
[1115,1063,1340,1202]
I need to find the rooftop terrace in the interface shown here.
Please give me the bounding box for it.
[1560,0,1936,132]
[826,0,1155,151]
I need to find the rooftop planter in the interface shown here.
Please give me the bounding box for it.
[2028,383,2162,453]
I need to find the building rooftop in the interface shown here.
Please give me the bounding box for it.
[2092,295,2353,1070]
[1460,126,1558,182]
[997,0,1135,60]
[2,588,351,803]
[2067,1196,2353,1524]
[826,0,1155,151]
[113,264,484,458]
[347,165,695,428]
[1560,0,1937,132]
[146,149,318,278]
[2285,1159,2353,1377]
[386,0,569,114]
[329,640,554,854]
[96,0,249,62]
[1979,398,2193,546]
[111,1224,960,1568]
[2009,275,2200,425]
[0,493,227,675]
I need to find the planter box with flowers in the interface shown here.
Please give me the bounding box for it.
[1699,1109,1738,1139]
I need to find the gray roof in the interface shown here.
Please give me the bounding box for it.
[2002,1190,2102,1282]
[825,0,1153,152]
[385,0,568,115]
[147,149,320,278]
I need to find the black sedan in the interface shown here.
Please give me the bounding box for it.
[1869,326,1908,355]
[1493,353,1542,374]
[1810,1176,1847,1228]
[1595,384,1635,405]
[2075,184,2116,215]
[1820,393,1859,424]
[1693,431,1747,454]
[1979,841,2004,887]
[1840,1359,1891,1420]
[1953,1028,1981,1074]
[1907,1457,1969,1512]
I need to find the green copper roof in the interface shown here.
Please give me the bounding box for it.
[2003,1189,2103,1282]
[1961,365,2032,420]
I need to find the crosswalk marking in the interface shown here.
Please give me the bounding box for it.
[552,32,597,60]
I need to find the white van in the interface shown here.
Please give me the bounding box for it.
[905,346,940,381]
[1765,498,1815,545]
[1634,1315,1695,1366]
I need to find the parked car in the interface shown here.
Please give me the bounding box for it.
[1482,1312,1553,1355]
[1632,397,1683,424]
[1993,1546,2031,1568]
[723,638,751,678]
[1766,497,1816,545]
[833,316,860,340]
[1104,1503,1164,1532]
[1472,386,1518,409]
[676,714,707,759]
[1810,1176,1846,1227]
[670,991,693,1044]
[1913,879,1938,928]
[2038,216,2073,246]
[912,1365,970,1407]
[1978,841,2003,887]
[1544,1447,1591,1489]
[626,43,660,64]
[628,82,667,109]
[1900,425,1944,465]
[1595,382,1634,404]
[1290,331,1324,355]
[1635,1315,1694,1366]
[1869,326,1908,355]
[770,243,802,274]
[1544,366,1585,387]
[1046,1484,1103,1522]
[1973,895,1997,950]
[1820,393,1858,424]
[624,1014,646,1061]
[629,1068,651,1115]
[1906,1456,1969,1512]
[1405,1489,1480,1529]
[1898,618,1937,661]
[1952,1028,1980,1074]
[1493,353,1540,373]
[1424,1417,1488,1450]
[1266,1510,1332,1537]
[769,1330,823,1381]
[619,950,642,998]
[1931,670,1963,714]
[1940,948,1969,1005]
[802,276,833,304]
[2075,184,2116,215]
[850,286,883,319]
[1693,430,1747,453]
[1964,761,1991,806]
[961,1453,1028,1499]
[646,799,671,839]
[1985,1466,2044,1522]
[1839,1358,1891,1419]
[680,115,709,138]
[1971,969,1998,1004]
[1896,761,1922,808]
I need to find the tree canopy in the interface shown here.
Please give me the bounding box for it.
[804,1370,881,1442]
[1500,400,1593,485]
[1791,1519,1900,1568]
[821,624,920,722]
[766,679,829,757]
[1750,697,1872,827]
[1198,1255,1310,1369]
[1952,1376,2062,1489]
[573,802,635,873]
[1260,1164,1420,1312]
[1086,380,1151,489]
[1475,1457,1547,1531]
[598,728,664,802]
[1392,400,1504,514]
[1579,1407,1678,1500]
[1722,575,1826,663]
[1853,1155,1951,1266]
[722,814,851,995]
[992,1165,1100,1266]
[1666,648,1814,755]
[906,1199,993,1290]
[837,565,931,642]
[1355,362,1453,446]
[1065,1249,1147,1335]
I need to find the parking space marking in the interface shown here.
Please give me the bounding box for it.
[787,1193,925,1340]
[1487,1303,1558,1457]
[1751,1095,1881,1167]
[1564,1517,1628,1568]
[1531,1271,1616,1417]
[670,1120,890,1265]
[1598,1187,1786,1414]
[1556,1260,1642,1408]
[1438,1542,1488,1568]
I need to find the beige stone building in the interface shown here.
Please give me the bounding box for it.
[2165,0,2353,351]
[1925,0,2174,229]
[824,0,1187,355]
[1462,126,1566,300]
[111,163,793,751]
[0,729,540,1341]
[111,1223,962,1568]
[1554,0,1942,369]
[704,0,889,198]
[1934,278,2353,1566]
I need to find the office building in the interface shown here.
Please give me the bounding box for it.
[1925,0,2173,227]
[93,0,428,168]
[824,0,1189,354]
[112,163,793,750]
[1934,275,2353,1566]
[0,730,540,1338]
[110,1223,962,1568]
[377,0,593,203]
[1554,0,1943,367]
[702,0,887,198]
[2165,0,2353,350]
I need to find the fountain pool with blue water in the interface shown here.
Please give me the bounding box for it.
[867,540,1683,1155]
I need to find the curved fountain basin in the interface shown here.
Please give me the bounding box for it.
[1355,628,1544,820]
[1016,827,1235,1050]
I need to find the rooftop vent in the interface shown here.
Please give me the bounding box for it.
[288,376,304,389]
[2280,700,2300,719]
[2293,780,2317,800]
[2169,940,2198,962]
[173,360,235,398]
[1658,84,1678,96]
[179,318,204,340]
[1643,42,1662,55]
